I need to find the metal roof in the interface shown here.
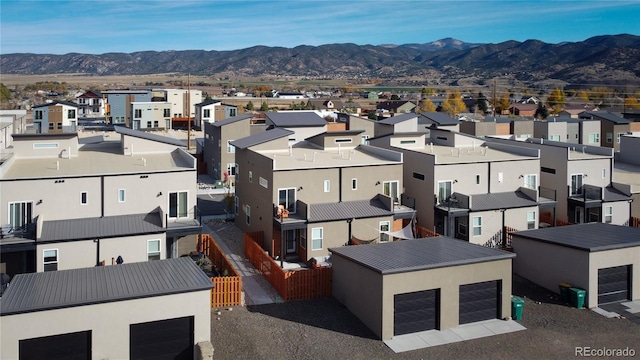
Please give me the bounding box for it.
[579,111,630,124]
[210,114,252,127]
[230,128,293,149]
[0,258,213,316]
[378,113,418,125]
[266,112,328,127]
[32,100,79,108]
[114,126,186,147]
[39,212,164,242]
[419,112,460,125]
[330,237,515,275]
[603,186,631,202]
[512,223,640,252]
[469,191,538,211]
[196,99,221,106]
[308,199,392,222]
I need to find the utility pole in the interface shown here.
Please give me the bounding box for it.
[492,79,497,117]
[187,73,191,151]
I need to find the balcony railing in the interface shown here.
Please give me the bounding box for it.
[0,223,36,241]
[166,205,201,230]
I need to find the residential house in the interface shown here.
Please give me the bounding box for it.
[579,111,640,151]
[103,90,152,127]
[337,113,376,144]
[130,101,172,130]
[194,99,239,128]
[376,100,416,115]
[460,117,533,139]
[163,89,203,129]
[0,128,200,278]
[0,110,28,151]
[533,117,601,145]
[231,129,414,263]
[265,111,328,145]
[373,113,422,138]
[418,112,461,131]
[74,90,104,117]
[370,129,546,247]
[558,104,594,118]
[518,95,540,104]
[202,114,253,182]
[614,134,640,220]
[488,137,631,226]
[32,101,79,134]
[275,91,305,99]
[509,104,537,117]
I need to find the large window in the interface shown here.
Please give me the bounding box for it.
[379,221,390,242]
[35,110,43,120]
[227,163,237,176]
[604,206,613,223]
[606,133,613,144]
[163,108,170,117]
[570,174,583,195]
[549,134,561,141]
[523,174,537,190]
[134,109,142,118]
[472,216,482,236]
[43,249,58,271]
[147,240,161,261]
[588,133,599,144]
[383,180,399,203]
[68,109,76,119]
[203,109,211,118]
[227,140,235,153]
[169,191,188,218]
[9,201,32,231]
[311,227,323,250]
[527,211,536,229]
[278,188,296,213]
[437,181,452,203]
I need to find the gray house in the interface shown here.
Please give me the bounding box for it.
[202,114,252,181]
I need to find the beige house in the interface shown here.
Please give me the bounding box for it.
[194,99,239,129]
[336,113,376,144]
[130,101,172,130]
[202,114,253,182]
[0,128,200,277]
[512,223,640,308]
[331,237,515,340]
[370,129,547,247]
[533,117,601,145]
[231,129,414,263]
[579,111,640,152]
[0,257,212,360]
[32,101,79,134]
[264,111,328,145]
[418,112,461,131]
[460,117,533,139]
[614,134,640,220]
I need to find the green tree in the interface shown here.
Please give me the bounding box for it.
[260,101,269,111]
[0,83,11,103]
[246,101,254,111]
[477,92,489,114]
[418,98,436,113]
[535,102,549,119]
[390,94,400,100]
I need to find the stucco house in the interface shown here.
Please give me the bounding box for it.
[32,101,79,134]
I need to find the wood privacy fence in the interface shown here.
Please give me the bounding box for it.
[539,213,572,227]
[415,225,441,238]
[631,217,640,228]
[197,234,243,308]
[244,231,332,302]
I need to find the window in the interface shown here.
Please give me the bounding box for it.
[476,174,481,185]
[81,192,87,205]
[118,189,125,202]
[134,109,142,118]
[524,174,537,190]
[602,168,606,179]
[472,216,482,236]
[541,167,556,174]
[147,240,161,261]
[57,123,62,130]
[35,110,43,119]
[235,196,239,215]
[246,205,251,225]
[249,171,253,183]
[9,201,32,231]
[617,133,625,143]
[43,249,58,271]
[383,180,399,203]
[606,133,613,144]
[498,172,504,183]
[413,172,425,181]
[48,123,54,130]
[153,120,158,128]
[334,138,352,144]
[379,221,390,242]
[589,133,599,144]
[259,177,268,188]
[169,191,188,218]
[570,174,583,195]
[527,211,536,229]
[437,181,452,203]
[163,108,170,117]
[278,188,296,213]
[324,180,330,192]
[604,206,613,223]
[203,109,211,118]
[68,109,76,119]
[227,163,237,176]
[549,134,561,141]
[33,143,58,149]
[361,135,369,144]
[227,140,235,153]
[400,140,416,144]
[311,227,323,250]
[352,178,357,190]
[229,108,237,117]
[146,121,152,128]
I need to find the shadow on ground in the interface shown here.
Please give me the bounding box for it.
[512,274,565,306]
[247,297,379,340]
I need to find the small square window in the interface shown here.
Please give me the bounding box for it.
[147,240,161,261]
[43,249,58,271]
[311,227,323,250]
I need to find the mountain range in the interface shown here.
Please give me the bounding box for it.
[2,35,640,86]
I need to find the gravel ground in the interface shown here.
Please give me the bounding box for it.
[205,221,639,359]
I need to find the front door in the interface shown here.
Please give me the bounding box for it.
[133,120,141,130]
[575,206,584,224]
[285,230,297,254]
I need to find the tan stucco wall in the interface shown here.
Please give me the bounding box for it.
[0,290,211,360]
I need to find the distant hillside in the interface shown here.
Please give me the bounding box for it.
[2,35,639,85]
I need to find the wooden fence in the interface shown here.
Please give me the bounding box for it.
[197,234,243,308]
[630,217,640,228]
[539,213,572,227]
[415,225,441,238]
[244,231,332,302]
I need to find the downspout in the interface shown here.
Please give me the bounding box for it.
[95,238,101,266]
[339,167,343,202]
[100,175,105,217]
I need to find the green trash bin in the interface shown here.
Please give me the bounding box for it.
[569,287,586,309]
[559,282,572,303]
[511,296,525,320]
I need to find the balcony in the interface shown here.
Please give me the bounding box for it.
[0,223,37,249]
[166,205,202,237]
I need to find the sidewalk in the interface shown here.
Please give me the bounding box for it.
[202,223,281,305]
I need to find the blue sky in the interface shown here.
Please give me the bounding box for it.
[1,0,638,55]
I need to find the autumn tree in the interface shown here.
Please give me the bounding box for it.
[421,87,435,96]
[495,93,511,114]
[546,88,566,114]
[624,97,640,110]
[441,91,467,116]
[577,90,589,102]
[419,98,436,112]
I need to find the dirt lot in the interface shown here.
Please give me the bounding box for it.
[210,275,640,360]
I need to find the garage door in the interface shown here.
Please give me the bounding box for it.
[459,280,500,325]
[130,316,194,360]
[19,330,91,360]
[598,265,630,305]
[394,289,439,336]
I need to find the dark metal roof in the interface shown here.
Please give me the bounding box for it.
[196,99,221,106]
[39,212,164,242]
[210,114,252,127]
[0,258,213,316]
[266,112,328,127]
[419,112,460,125]
[469,191,538,211]
[230,128,293,149]
[579,111,630,124]
[512,223,640,252]
[114,126,186,147]
[12,133,78,140]
[330,237,515,275]
[32,100,79,108]
[308,199,392,222]
[378,113,418,125]
[603,186,631,202]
